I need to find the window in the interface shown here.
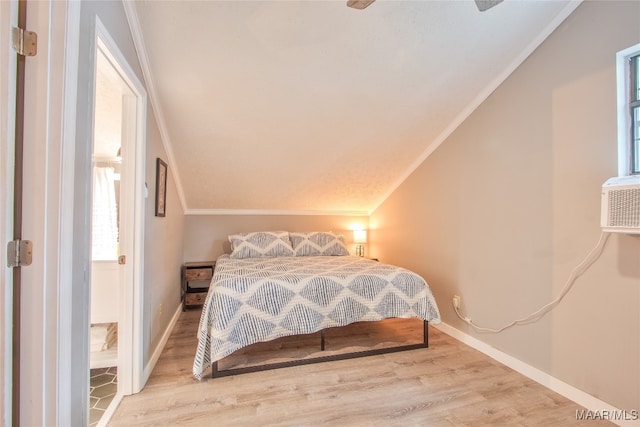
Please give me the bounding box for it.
[631,54,640,174]
[617,44,640,175]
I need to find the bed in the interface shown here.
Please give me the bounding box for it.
[192,231,441,380]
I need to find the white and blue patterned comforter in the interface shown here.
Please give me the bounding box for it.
[193,255,441,380]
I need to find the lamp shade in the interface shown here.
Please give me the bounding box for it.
[353,229,367,243]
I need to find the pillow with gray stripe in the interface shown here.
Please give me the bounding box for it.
[229,231,294,259]
[290,231,349,256]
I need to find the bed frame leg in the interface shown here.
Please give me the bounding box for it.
[320,329,326,351]
[212,361,219,378]
[424,320,429,347]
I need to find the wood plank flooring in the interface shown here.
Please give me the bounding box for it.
[108,310,612,426]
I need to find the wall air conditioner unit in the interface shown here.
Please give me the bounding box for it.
[601,175,640,234]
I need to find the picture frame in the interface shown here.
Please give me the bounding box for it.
[155,158,167,217]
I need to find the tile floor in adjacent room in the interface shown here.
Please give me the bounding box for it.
[90,367,117,426]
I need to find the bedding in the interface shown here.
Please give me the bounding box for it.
[193,254,441,380]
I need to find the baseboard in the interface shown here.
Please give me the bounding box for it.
[142,304,182,384]
[433,322,637,427]
[96,392,123,427]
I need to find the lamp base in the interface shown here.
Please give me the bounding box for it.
[355,244,364,257]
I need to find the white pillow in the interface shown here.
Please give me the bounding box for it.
[289,232,349,256]
[228,231,294,259]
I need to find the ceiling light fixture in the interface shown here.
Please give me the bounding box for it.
[346,0,375,10]
[347,0,504,12]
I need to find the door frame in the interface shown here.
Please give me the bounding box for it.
[17,1,82,424]
[92,16,147,397]
[0,0,18,424]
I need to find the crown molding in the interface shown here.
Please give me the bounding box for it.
[185,208,369,217]
[122,1,187,214]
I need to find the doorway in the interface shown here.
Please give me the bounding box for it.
[89,48,124,426]
[88,20,147,426]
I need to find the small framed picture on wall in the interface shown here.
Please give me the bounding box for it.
[155,158,167,217]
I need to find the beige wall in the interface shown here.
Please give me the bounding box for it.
[370,1,639,411]
[184,214,369,262]
[143,108,185,362]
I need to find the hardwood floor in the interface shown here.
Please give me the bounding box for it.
[108,310,612,426]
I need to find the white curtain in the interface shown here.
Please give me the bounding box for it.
[92,167,119,260]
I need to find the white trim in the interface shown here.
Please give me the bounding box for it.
[95,392,123,427]
[94,16,147,395]
[186,208,369,217]
[0,1,18,423]
[122,2,187,214]
[369,0,583,215]
[57,1,81,426]
[616,43,640,177]
[142,305,182,383]
[19,2,80,423]
[433,322,634,427]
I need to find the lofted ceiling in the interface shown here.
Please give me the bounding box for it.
[128,0,579,215]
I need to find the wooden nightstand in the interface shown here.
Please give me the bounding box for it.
[181,261,215,310]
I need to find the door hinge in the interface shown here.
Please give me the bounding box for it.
[12,27,37,57]
[7,240,33,268]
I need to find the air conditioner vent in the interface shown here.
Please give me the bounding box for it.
[601,175,640,234]
[607,188,640,227]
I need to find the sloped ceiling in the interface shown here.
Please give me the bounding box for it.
[129,0,579,215]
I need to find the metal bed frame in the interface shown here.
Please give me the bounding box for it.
[211,320,429,378]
